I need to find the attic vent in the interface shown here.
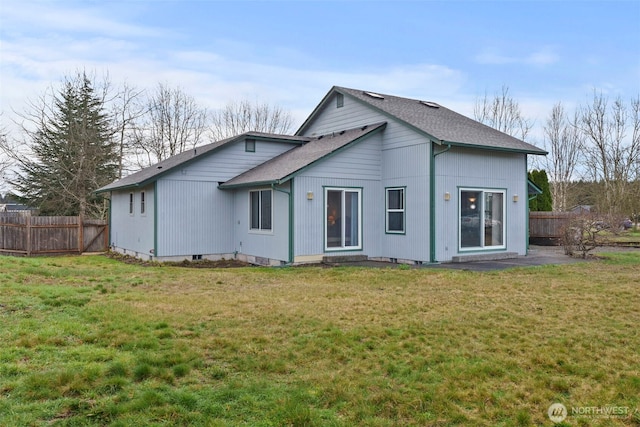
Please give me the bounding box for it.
[420,100,440,108]
[363,91,384,99]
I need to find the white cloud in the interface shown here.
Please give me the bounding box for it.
[475,46,560,67]
[2,1,164,38]
[525,49,560,66]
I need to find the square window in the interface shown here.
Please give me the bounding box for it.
[245,139,256,152]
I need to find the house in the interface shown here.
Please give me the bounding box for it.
[96,86,547,265]
[571,205,593,214]
[0,203,37,215]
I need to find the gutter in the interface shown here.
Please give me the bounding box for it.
[429,141,452,263]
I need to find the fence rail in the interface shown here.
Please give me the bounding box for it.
[0,214,108,256]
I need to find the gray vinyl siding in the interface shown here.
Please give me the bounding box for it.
[433,147,528,262]
[381,143,431,262]
[294,176,382,258]
[110,186,155,257]
[299,111,434,262]
[155,180,233,257]
[233,183,290,263]
[301,93,426,150]
[140,139,295,258]
[293,133,384,258]
[301,132,383,180]
[161,140,297,183]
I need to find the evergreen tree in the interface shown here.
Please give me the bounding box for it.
[13,72,117,218]
[528,169,553,211]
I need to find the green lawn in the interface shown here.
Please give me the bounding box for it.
[1,253,639,426]
[610,230,640,244]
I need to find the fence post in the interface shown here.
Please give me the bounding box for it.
[26,215,32,256]
[78,215,84,254]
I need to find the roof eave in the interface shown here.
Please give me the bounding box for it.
[442,140,548,155]
[249,134,310,144]
[218,179,280,190]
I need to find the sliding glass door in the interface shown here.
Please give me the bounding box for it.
[460,189,505,250]
[325,188,362,250]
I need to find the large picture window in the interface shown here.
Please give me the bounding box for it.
[386,187,405,233]
[460,189,505,250]
[249,189,272,231]
[325,188,362,250]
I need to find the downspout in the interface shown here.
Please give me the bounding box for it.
[527,192,537,254]
[107,193,112,250]
[525,154,530,254]
[272,182,294,264]
[153,181,158,259]
[430,141,452,263]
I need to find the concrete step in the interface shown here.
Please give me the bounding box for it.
[322,255,368,264]
[451,252,519,263]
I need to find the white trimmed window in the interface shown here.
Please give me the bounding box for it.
[140,191,146,215]
[386,187,405,233]
[129,193,134,215]
[249,189,272,231]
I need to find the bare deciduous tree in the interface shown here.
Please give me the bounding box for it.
[579,91,640,215]
[110,82,146,178]
[543,102,583,211]
[210,99,294,142]
[133,83,208,167]
[0,119,13,189]
[474,85,533,141]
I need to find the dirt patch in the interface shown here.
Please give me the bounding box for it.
[103,252,251,268]
[167,258,251,268]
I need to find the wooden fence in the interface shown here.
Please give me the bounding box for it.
[529,211,574,245]
[0,214,108,256]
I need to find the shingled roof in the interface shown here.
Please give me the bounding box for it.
[96,132,309,193]
[298,86,547,155]
[219,122,387,189]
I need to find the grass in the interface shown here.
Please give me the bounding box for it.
[607,229,640,245]
[1,253,639,426]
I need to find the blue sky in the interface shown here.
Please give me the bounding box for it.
[1,0,639,141]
